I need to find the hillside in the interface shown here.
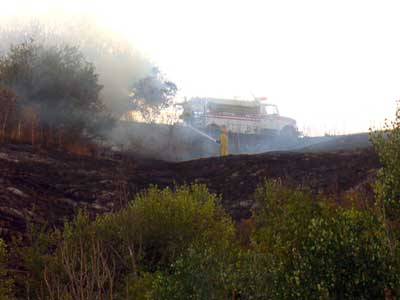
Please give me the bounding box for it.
[0,141,380,241]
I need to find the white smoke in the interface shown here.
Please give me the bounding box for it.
[0,14,155,117]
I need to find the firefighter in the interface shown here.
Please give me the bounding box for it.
[218,125,229,156]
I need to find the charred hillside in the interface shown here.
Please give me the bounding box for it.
[0,142,380,241]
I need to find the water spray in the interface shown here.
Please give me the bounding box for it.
[184,123,218,144]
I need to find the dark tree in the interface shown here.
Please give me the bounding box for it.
[0,40,111,138]
[0,18,177,120]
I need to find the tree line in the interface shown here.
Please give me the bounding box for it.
[0,20,177,152]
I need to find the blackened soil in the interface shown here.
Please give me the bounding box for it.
[0,142,379,241]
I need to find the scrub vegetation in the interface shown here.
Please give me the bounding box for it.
[1,103,400,299]
[2,181,399,299]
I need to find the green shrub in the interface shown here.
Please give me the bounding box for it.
[248,180,396,299]
[152,245,240,300]
[18,181,398,299]
[124,272,156,300]
[15,215,114,300]
[14,222,60,299]
[0,239,14,300]
[370,105,400,221]
[96,184,235,274]
[20,184,235,300]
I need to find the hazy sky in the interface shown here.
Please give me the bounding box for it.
[1,0,400,135]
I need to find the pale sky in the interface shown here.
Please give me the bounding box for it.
[1,0,400,135]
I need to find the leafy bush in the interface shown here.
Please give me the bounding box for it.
[370,104,400,221]
[46,212,117,300]
[152,245,240,300]
[108,184,237,300]
[247,180,396,299]
[16,214,117,300]
[0,239,14,300]
[96,184,235,274]
[152,182,398,300]
[16,222,59,299]
[16,181,400,299]
[20,184,234,300]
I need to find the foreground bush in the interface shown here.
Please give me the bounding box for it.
[15,182,400,299]
[248,180,397,299]
[97,184,235,273]
[19,184,234,300]
[370,104,400,224]
[152,244,240,299]
[147,181,400,300]
[0,239,14,300]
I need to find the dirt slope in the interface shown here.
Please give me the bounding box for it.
[0,142,380,240]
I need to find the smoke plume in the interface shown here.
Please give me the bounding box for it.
[0,15,155,117]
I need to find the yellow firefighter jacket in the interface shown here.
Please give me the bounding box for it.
[219,131,228,156]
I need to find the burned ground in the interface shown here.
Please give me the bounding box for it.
[0,141,379,241]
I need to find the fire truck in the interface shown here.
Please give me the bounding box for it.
[180,97,298,137]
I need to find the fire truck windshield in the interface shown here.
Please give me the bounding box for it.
[262,105,279,115]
